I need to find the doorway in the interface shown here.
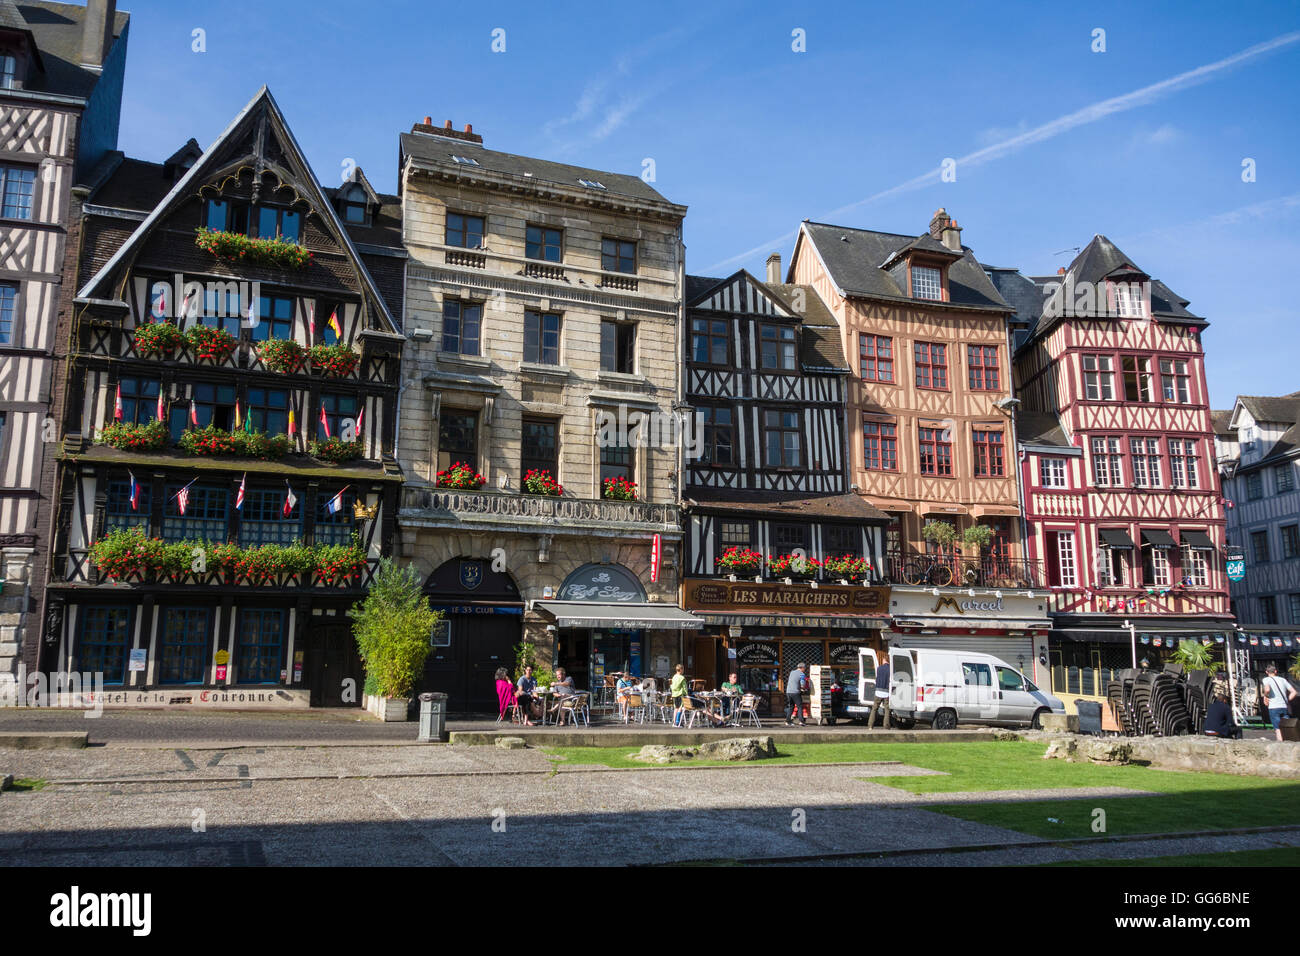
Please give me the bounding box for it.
[419,613,520,713]
[308,622,363,707]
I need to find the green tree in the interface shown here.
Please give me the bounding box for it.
[1170,638,1222,674]
[349,560,439,699]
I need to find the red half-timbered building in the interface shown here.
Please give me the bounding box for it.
[995,236,1233,708]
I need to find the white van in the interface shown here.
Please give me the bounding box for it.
[851,646,1065,729]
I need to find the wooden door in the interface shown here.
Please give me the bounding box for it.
[309,622,362,707]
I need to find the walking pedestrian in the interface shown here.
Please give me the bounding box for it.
[785,662,808,726]
[1261,664,1297,742]
[867,655,891,731]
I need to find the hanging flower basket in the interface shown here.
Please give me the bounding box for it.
[767,553,822,579]
[602,476,638,500]
[523,468,563,497]
[716,546,762,577]
[310,437,363,464]
[436,462,485,489]
[195,227,313,270]
[822,554,873,584]
[307,343,359,377]
[99,419,169,452]
[257,337,305,373]
[183,324,237,363]
[132,321,183,357]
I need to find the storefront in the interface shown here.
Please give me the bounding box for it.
[887,587,1051,687]
[1231,628,1299,720]
[682,578,890,715]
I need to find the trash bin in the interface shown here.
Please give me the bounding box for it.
[1075,699,1103,735]
[418,692,448,742]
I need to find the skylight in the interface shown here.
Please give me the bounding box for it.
[451,155,480,166]
[578,179,606,190]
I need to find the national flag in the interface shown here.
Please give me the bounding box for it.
[308,303,316,343]
[176,481,192,516]
[247,298,258,331]
[319,404,331,439]
[189,399,199,426]
[326,486,349,515]
[650,533,662,584]
[113,383,123,421]
[287,408,296,438]
[355,404,364,436]
[178,290,193,325]
[283,482,298,518]
[128,471,140,512]
[235,473,246,511]
[327,309,342,340]
[153,287,166,319]
[232,400,242,432]
[156,389,165,423]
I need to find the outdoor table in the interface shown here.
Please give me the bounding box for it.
[534,688,571,725]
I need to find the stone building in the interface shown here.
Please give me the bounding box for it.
[393,118,695,711]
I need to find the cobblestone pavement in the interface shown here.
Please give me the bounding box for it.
[0,741,1225,867]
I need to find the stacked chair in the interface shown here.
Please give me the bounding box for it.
[1102,666,1213,737]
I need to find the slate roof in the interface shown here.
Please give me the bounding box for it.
[1210,409,1235,439]
[400,132,683,211]
[1237,394,1300,426]
[767,281,847,371]
[684,491,890,523]
[1016,410,1074,449]
[12,1,129,99]
[796,220,1010,312]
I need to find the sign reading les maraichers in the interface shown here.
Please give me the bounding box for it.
[685,579,889,615]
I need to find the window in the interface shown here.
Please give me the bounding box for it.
[1112,282,1145,318]
[117,376,162,425]
[1260,596,1279,625]
[158,608,210,685]
[601,238,636,274]
[859,334,894,383]
[1130,437,1162,488]
[1050,530,1077,588]
[74,607,131,686]
[1040,457,1067,488]
[824,524,860,557]
[759,324,797,371]
[451,154,480,167]
[1091,436,1123,487]
[600,320,635,373]
[442,300,482,356]
[251,294,293,342]
[163,483,228,542]
[1282,525,1300,560]
[184,383,237,437]
[972,430,1005,477]
[246,387,289,436]
[911,265,942,300]
[447,213,484,249]
[578,178,606,190]
[718,521,752,556]
[1169,439,1199,489]
[0,55,16,90]
[918,426,953,477]
[997,666,1025,692]
[525,225,562,262]
[1143,543,1172,587]
[967,345,1000,390]
[962,662,993,687]
[520,418,558,483]
[318,393,358,442]
[1276,465,1295,494]
[238,609,285,684]
[774,524,807,551]
[1290,593,1300,624]
[238,486,302,546]
[913,342,948,389]
[204,198,242,233]
[1160,359,1190,403]
[255,206,301,242]
[1181,544,1209,588]
[699,406,734,466]
[1246,472,1264,500]
[599,441,634,485]
[0,283,15,343]
[339,185,367,224]
[199,284,243,336]
[1252,530,1271,564]
[1122,356,1154,403]
[104,480,151,533]
[1098,546,1128,588]
[0,165,36,220]
[438,409,478,473]
[763,409,802,468]
[863,421,898,471]
[523,310,560,365]
[691,318,729,365]
[1082,355,1114,401]
[314,487,356,545]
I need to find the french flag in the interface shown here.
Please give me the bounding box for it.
[326,486,348,515]
[113,383,123,421]
[128,471,140,511]
[283,482,298,517]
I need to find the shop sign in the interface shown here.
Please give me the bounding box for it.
[1225,549,1245,582]
[685,579,888,615]
[735,641,779,666]
[931,595,1004,614]
[428,604,523,616]
[559,564,646,603]
[829,642,863,664]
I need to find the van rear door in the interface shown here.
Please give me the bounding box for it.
[890,648,915,714]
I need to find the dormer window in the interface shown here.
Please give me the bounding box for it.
[911,264,942,301]
[0,55,16,90]
[1111,281,1145,317]
[338,183,368,224]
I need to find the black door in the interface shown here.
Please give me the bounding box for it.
[308,622,363,707]
[419,614,520,713]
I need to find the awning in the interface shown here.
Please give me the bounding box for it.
[1099,528,1135,549]
[1181,530,1216,550]
[891,617,1049,631]
[1141,529,1176,549]
[697,613,887,629]
[535,601,703,630]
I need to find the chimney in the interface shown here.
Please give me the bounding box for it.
[928,207,951,239]
[929,208,963,252]
[410,117,484,145]
[1057,267,1066,275]
[80,0,117,70]
[766,253,782,284]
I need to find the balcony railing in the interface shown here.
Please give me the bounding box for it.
[400,487,679,531]
[445,249,486,269]
[97,330,367,382]
[59,550,380,590]
[523,261,566,281]
[883,551,1045,589]
[599,273,639,292]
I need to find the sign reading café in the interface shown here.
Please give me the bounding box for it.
[684,579,889,617]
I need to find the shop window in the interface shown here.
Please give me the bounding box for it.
[238,609,285,684]
[158,607,210,685]
[74,606,131,686]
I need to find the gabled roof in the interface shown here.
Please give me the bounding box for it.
[683,491,890,523]
[76,86,400,335]
[1229,392,1300,468]
[792,220,1010,313]
[12,1,130,99]
[1016,410,1075,451]
[1210,409,1236,439]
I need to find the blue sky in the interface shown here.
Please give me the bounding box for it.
[116,0,1300,408]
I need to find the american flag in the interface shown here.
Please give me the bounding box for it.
[176,482,192,516]
[283,482,298,518]
[235,473,245,511]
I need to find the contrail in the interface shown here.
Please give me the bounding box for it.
[702,30,1300,274]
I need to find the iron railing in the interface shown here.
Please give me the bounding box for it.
[401,486,679,529]
[60,551,380,590]
[883,551,1046,589]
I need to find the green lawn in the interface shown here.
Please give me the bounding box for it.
[1042,847,1300,867]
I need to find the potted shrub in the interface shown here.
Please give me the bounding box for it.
[436,461,486,490]
[602,476,638,500]
[184,323,237,363]
[717,545,762,579]
[961,524,994,553]
[309,436,363,464]
[823,554,873,584]
[514,641,555,690]
[256,337,305,373]
[90,528,164,581]
[132,321,183,357]
[922,520,958,551]
[522,468,563,496]
[350,560,439,722]
[99,420,168,452]
[195,227,313,270]
[1170,638,1223,674]
[307,343,359,377]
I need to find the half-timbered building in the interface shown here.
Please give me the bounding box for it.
[679,259,890,706]
[41,87,406,708]
[789,210,1050,676]
[999,235,1233,710]
[0,0,128,685]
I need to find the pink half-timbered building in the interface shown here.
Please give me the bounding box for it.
[993,236,1233,707]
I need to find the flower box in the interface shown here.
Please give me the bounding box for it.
[183,323,237,363]
[767,553,822,579]
[523,468,563,497]
[99,420,168,453]
[822,554,873,584]
[195,227,313,270]
[256,337,305,374]
[436,462,485,490]
[132,321,183,357]
[310,437,363,464]
[716,546,762,577]
[307,343,359,378]
[602,476,638,500]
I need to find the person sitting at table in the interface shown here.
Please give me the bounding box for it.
[495,667,520,723]
[615,673,637,720]
[515,665,538,725]
[548,667,576,720]
[720,672,743,718]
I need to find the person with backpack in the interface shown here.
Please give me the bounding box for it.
[1261,664,1298,742]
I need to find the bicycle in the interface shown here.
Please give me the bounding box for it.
[901,554,955,587]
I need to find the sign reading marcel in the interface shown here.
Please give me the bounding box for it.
[891,587,1048,623]
[685,579,889,615]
